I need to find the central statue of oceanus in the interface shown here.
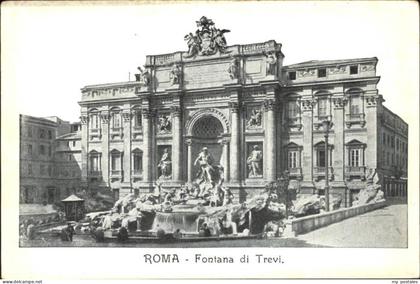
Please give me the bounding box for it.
[184,16,231,57]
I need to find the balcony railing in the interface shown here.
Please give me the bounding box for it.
[286,117,302,130]
[345,166,366,180]
[288,167,303,179]
[313,167,334,180]
[314,115,332,130]
[89,170,102,177]
[111,127,123,132]
[110,170,123,177]
[345,113,366,128]
[89,128,102,140]
[131,170,143,179]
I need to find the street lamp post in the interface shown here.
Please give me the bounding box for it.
[322,120,333,212]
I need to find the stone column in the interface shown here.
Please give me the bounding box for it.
[80,113,89,186]
[264,99,277,182]
[229,103,240,183]
[100,111,110,184]
[142,109,153,184]
[122,110,132,185]
[365,94,382,171]
[300,98,315,193]
[332,96,347,206]
[171,106,182,182]
[221,138,230,181]
[185,139,193,183]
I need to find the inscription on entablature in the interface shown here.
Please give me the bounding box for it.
[184,62,231,85]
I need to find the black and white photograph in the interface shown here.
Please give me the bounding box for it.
[2,1,419,280]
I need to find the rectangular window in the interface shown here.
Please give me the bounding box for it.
[288,151,298,168]
[89,155,99,171]
[288,101,299,118]
[90,114,99,129]
[112,113,121,128]
[383,133,386,144]
[40,164,45,175]
[68,154,72,161]
[27,126,32,137]
[318,98,327,117]
[73,141,76,147]
[27,144,33,155]
[317,149,326,167]
[350,65,358,75]
[133,152,142,172]
[48,130,53,139]
[288,71,296,80]
[318,68,326,78]
[28,164,33,175]
[48,165,52,177]
[111,154,121,171]
[349,149,360,167]
[349,96,360,114]
[39,145,46,155]
[135,113,142,127]
[48,146,52,157]
[39,128,46,139]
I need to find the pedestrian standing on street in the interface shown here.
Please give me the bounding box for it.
[66,223,75,241]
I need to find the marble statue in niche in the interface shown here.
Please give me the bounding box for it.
[194,147,216,184]
[158,148,172,179]
[247,145,263,178]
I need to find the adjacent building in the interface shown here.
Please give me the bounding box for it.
[20,115,81,204]
[76,17,407,206]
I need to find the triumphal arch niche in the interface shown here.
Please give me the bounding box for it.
[135,16,283,201]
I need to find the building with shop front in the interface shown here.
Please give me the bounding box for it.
[78,17,408,206]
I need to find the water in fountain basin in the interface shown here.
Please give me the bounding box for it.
[151,211,200,234]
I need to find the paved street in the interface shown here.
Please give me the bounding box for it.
[296,201,407,248]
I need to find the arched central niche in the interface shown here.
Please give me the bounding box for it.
[192,116,224,139]
[190,115,225,176]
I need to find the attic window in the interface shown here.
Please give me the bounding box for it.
[318,68,326,78]
[350,65,358,75]
[288,71,296,80]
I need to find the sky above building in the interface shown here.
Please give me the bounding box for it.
[2,1,418,124]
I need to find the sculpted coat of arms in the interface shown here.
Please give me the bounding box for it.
[184,16,231,57]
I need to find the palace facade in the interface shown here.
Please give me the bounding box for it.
[78,18,408,206]
[20,115,82,204]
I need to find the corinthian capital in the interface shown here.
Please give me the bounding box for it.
[263,99,276,111]
[300,99,315,111]
[80,115,88,124]
[333,97,347,109]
